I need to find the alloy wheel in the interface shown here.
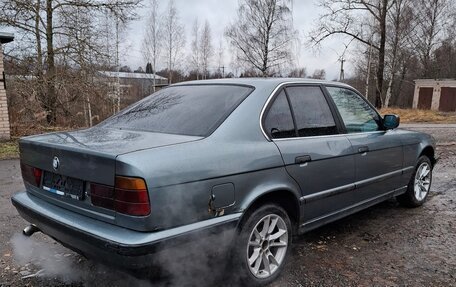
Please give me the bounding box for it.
[414,162,431,201]
[246,214,288,279]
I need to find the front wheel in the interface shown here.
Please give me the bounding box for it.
[232,204,292,286]
[397,156,433,207]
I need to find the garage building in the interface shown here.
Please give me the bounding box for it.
[413,79,456,112]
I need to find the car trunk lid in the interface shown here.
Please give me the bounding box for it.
[19,127,202,226]
[20,127,201,184]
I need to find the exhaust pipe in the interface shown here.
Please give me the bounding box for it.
[23,224,40,237]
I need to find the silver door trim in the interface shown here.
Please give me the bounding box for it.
[299,166,413,203]
[301,185,408,228]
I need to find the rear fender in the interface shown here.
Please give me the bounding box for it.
[235,168,301,228]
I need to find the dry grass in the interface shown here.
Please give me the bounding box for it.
[11,123,78,138]
[380,108,456,123]
[0,125,79,160]
[0,140,19,160]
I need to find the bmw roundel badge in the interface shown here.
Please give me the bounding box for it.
[52,156,60,171]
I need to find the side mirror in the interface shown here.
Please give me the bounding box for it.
[383,114,400,130]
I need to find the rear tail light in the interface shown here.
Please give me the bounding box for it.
[90,184,115,210]
[20,163,42,187]
[90,176,150,216]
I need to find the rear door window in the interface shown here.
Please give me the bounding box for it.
[285,86,338,137]
[100,85,253,137]
[264,90,296,139]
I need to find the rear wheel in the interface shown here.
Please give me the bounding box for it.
[232,204,292,286]
[397,156,433,207]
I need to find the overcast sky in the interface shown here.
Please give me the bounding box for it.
[0,0,353,79]
[124,0,352,80]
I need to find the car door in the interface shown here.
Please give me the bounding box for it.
[324,86,404,201]
[262,85,356,227]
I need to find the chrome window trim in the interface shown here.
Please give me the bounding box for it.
[259,82,385,141]
[260,82,290,141]
[272,131,385,141]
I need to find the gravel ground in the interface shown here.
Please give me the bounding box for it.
[0,126,455,287]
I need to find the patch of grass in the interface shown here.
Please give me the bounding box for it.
[0,140,19,160]
[11,123,77,138]
[379,108,456,123]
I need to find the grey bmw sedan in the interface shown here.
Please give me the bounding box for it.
[12,79,436,286]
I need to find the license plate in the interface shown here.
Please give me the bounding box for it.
[42,172,85,200]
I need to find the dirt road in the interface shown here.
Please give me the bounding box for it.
[1,126,455,286]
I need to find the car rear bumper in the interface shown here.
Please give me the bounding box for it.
[12,191,241,269]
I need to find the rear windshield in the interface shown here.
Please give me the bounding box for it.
[100,85,253,137]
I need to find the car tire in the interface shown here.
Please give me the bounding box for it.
[231,204,292,286]
[397,156,433,207]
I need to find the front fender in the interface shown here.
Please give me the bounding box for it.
[399,129,437,168]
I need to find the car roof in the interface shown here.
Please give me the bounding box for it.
[171,78,353,90]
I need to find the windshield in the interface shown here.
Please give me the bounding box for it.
[100,84,253,137]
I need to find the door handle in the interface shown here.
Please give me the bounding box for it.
[295,155,312,164]
[358,146,369,154]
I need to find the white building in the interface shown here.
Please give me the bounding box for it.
[413,79,456,112]
[0,32,14,140]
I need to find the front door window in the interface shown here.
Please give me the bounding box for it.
[326,87,381,133]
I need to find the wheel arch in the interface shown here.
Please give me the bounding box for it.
[420,145,437,167]
[237,186,301,232]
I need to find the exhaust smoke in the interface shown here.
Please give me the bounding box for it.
[10,230,238,286]
[10,233,152,286]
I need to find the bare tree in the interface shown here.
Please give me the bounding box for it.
[225,0,296,76]
[200,20,213,80]
[310,69,326,79]
[288,67,307,78]
[190,18,201,80]
[383,0,414,107]
[310,0,395,108]
[162,0,185,84]
[142,0,162,92]
[216,38,225,78]
[0,0,141,124]
[412,0,451,78]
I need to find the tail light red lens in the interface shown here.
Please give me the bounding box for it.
[90,176,150,216]
[89,184,115,210]
[20,163,42,187]
[114,201,151,216]
[114,188,149,203]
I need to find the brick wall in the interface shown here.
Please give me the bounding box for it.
[0,43,11,140]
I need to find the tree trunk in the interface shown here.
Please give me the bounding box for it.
[375,0,388,108]
[35,0,42,73]
[395,63,407,107]
[87,95,92,127]
[384,79,393,108]
[83,98,88,126]
[46,0,56,124]
[365,43,372,98]
[152,52,156,92]
[34,0,45,109]
[168,42,172,84]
